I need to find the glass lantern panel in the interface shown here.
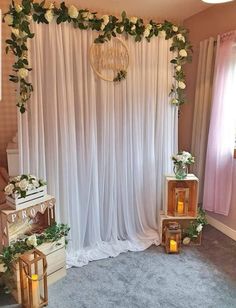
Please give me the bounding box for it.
[174,188,189,216]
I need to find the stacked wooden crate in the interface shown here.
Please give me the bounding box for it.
[159,174,200,245]
[0,194,66,304]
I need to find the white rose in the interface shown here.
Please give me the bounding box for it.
[177,33,185,42]
[26,235,38,247]
[178,81,186,89]
[143,28,150,38]
[100,23,105,31]
[15,4,23,13]
[179,49,187,57]
[27,184,34,190]
[82,11,89,20]
[12,175,21,182]
[131,25,136,31]
[32,180,39,188]
[26,14,32,22]
[88,13,94,20]
[101,15,109,25]
[20,31,28,38]
[12,28,20,37]
[182,151,191,158]
[68,5,79,19]
[18,68,28,79]
[120,25,124,33]
[45,10,54,23]
[130,16,138,24]
[176,65,181,72]
[0,262,7,273]
[158,30,166,38]
[4,183,14,195]
[18,179,29,191]
[175,154,182,162]
[183,237,191,245]
[196,224,203,233]
[146,24,152,30]
[5,14,13,25]
[172,25,178,32]
[39,178,47,186]
[171,98,179,105]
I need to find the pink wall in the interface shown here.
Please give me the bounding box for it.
[182,2,236,230]
[0,0,18,169]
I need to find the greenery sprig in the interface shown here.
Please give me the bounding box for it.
[184,207,207,241]
[3,0,192,112]
[113,70,127,82]
[0,222,70,274]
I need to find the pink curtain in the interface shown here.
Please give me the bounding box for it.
[203,31,236,216]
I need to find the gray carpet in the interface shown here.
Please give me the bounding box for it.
[1,225,236,308]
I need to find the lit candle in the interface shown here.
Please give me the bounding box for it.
[170,239,177,252]
[177,201,184,215]
[31,274,40,308]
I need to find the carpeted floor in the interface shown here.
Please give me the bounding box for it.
[1,225,236,308]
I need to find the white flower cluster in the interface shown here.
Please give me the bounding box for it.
[172,151,195,165]
[26,234,38,247]
[196,224,203,233]
[0,260,7,273]
[4,174,46,197]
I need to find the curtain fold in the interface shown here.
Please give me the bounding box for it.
[203,31,236,216]
[19,22,177,266]
[191,37,215,203]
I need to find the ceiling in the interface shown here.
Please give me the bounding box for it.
[67,0,213,23]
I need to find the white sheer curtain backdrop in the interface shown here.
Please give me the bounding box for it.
[191,37,215,203]
[18,22,177,266]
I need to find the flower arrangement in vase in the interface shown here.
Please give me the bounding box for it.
[172,151,195,179]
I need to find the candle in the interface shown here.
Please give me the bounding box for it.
[31,274,40,308]
[177,201,184,215]
[170,239,177,252]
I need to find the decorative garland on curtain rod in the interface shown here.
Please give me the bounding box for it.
[3,0,192,113]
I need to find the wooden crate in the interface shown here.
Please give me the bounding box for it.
[5,237,66,304]
[159,213,201,245]
[0,196,55,251]
[6,186,47,210]
[164,174,199,217]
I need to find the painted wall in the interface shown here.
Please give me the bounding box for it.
[0,0,17,169]
[182,2,236,230]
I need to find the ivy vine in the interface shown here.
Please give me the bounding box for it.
[0,222,70,274]
[3,0,192,113]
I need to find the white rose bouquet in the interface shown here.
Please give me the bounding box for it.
[172,151,195,166]
[4,174,46,198]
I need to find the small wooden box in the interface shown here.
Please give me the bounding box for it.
[164,174,199,217]
[6,186,47,209]
[5,237,66,304]
[0,196,55,251]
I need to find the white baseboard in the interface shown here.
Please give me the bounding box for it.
[206,215,236,241]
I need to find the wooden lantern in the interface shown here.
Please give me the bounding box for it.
[164,222,181,254]
[19,249,48,308]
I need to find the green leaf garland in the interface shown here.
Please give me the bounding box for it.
[3,0,192,112]
[0,222,70,274]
